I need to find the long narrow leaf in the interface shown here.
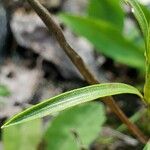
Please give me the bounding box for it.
[60,14,145,70]
[127,0,150,102]
[140,4,150,23]
[2,83,143,128]
[124,0,149,41]
[147,25,150,63]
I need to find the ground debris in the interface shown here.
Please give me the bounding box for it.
[0,62,43,117]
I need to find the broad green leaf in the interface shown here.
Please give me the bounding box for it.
[2,83,143,128]
[0,85,10,97]
[44,103,106,150]
[124,0,149,42]
[3,119,42,150]
[60,14,145,70]
[143,142,150,150]
[87,0,124,29]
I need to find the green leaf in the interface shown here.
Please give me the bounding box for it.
[0,85,10,97]
[3,119,42,150]
[124,0,149,42]
[147,25,150,64]
[44,103,106,150]
[143,142,150,150]
[2,83,143,128]
[60,14,145,70]
[140,4,150,24]
[125,0,150,104]
[87,0,124,29]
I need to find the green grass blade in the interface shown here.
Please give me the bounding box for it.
[2,83,143,128]
[59,14,145,70]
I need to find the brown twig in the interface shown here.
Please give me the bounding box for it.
[27,0,148,143]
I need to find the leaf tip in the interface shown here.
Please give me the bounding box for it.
[1,118,17,129]
[1,123,7,129]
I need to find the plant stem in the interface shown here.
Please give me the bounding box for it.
[144,64,150,105]
[26,0,148,143]
[117,108,146,132]
[144,107,150,138]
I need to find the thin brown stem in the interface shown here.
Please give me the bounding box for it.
[27,0,148,143]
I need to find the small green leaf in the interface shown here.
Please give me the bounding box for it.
[87,0,124,29]
[3,119,42,150]
[44,103,106,150]
[60,14,145,70]
[2,83,143,128]
[0,85,11,97]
